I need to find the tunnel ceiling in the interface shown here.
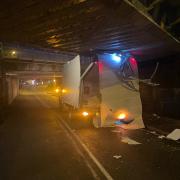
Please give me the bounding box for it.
[0,0,180,60]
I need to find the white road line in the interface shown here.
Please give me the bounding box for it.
[35,95,99,179]
[36,95,114,180]
[55,118,100,180]
[58,116,114,180]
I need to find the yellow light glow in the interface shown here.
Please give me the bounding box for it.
[62,89,67,93]
[82,111,89,117]
[53,79,56,83]
[55,88,59,93]
[117,113,126,120]
[11,50,16,55]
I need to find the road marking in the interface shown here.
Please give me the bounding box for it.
[58,117,114,180]
[121,137,141,145]
[36,95,99,179]
[36,95,114,180]
[55,117,99,180]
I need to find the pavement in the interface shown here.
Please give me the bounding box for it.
[0,90,180,180]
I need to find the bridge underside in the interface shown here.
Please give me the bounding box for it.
[0,0,179,61]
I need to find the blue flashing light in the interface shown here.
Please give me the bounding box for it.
[112,53,121,63]
[115,120,123,125]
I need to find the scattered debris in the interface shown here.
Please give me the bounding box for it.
[153,114,160,119]
[111,130,122,133]
[121,137,141,145]
[158,135,165,139]
[166,129,180,141]
[150,131,157,135]
[113,155,122,159]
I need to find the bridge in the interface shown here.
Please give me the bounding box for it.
[0,1,180,179]
[0,43,76,104]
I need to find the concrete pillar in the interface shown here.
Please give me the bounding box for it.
[6,76,19,104]
[0,60,6,123]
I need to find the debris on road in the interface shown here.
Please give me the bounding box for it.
[113,155,122,159]
[153,114,160,119]
[121,137,141,145]
[150,131,157,135]
[166,129,180,141]
[158,135,165,139]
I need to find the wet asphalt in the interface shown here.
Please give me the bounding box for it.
[0,91,180,180]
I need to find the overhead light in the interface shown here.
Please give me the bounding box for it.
[82,111,89,117]
[55,88,59,93]
[11,50,16,55]
[112,53,121,63]
[62,89,67,93]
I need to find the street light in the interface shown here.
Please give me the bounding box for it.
[61,89,67,93]
[82,111,89,117]
[55,88,59,93]
[11,50,16,56]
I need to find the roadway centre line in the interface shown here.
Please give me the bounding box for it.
[55,117,100,180]
[36,95,114,180]
[35,95,100,180]
[57,116,114,180]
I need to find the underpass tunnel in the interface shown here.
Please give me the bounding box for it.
[0,46,180,134]
[0,1,180,179]
[0,45,76,124]
[0,0,179,133]
[19,76,62,96]
[0,64,63,106]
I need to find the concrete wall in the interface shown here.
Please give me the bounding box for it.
[0,75,19,106]
[6,76,19,104]
[0,74,19,124]
[138,54,180,132]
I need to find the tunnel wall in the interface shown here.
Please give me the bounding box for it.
[6,76,19,104]
[138,54,180,132]
[0,75,19,106]
[0,74,19,124]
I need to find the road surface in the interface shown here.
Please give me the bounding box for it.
[0,90,180,180]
